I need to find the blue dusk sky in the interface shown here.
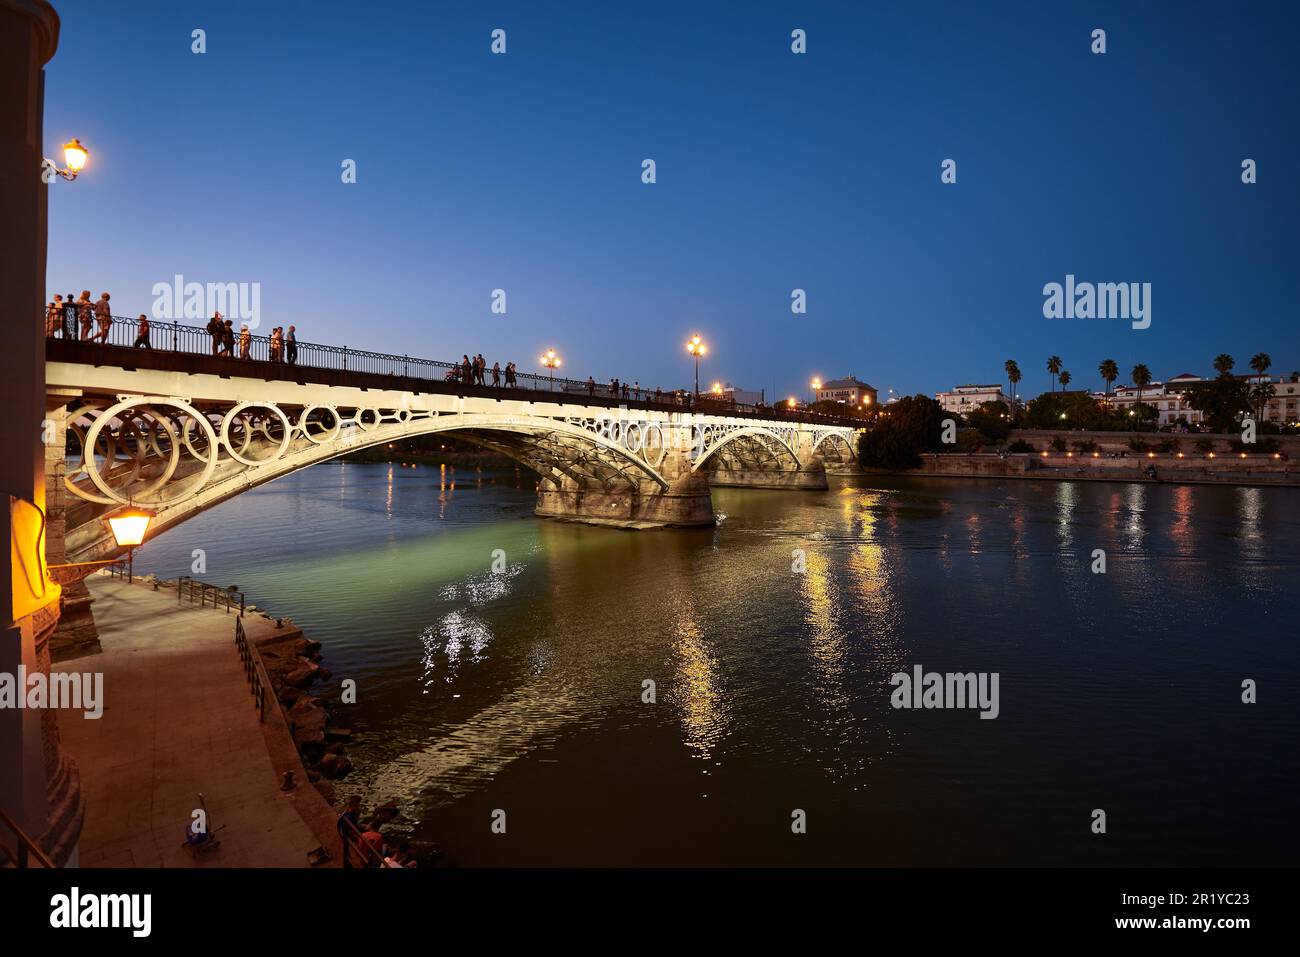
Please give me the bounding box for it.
[43,0,1300,401]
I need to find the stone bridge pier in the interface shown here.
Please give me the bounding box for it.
[535,435,714,528]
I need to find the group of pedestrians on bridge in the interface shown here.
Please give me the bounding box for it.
[203,313,297,363]
[451,353,517,388]
[44,291,130,344]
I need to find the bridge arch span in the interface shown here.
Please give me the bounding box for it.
[690,425,802,474]
[61,398,684,560]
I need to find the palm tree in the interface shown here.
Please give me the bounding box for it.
[1099,358,1118,398]
[1004,359,1017,408]
[1059,370,1072,389]
[1213,353,1235,377]
[1131,363,1152,428]
[1008,361,1022,412]
[1250,352,1273,421]
[1047,355,1063,393]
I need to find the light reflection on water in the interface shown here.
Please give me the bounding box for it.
[131,464,1300,866]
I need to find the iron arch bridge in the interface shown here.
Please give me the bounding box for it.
[45,349,861,561]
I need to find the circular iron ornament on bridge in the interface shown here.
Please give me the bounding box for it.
[72,402,177,506]
[180,409,228,461]
[79,397,220,507]
[297,405,342,445]
[639,423,667,468]
[220,402,293,467]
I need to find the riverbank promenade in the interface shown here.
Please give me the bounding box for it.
[53,574,337,867]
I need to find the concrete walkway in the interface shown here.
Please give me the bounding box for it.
[54,574,330,867]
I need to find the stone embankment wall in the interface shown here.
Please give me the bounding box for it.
[907,452,1298,487]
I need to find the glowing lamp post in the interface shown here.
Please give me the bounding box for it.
[686,335,708,397]
[539,349,561,391]
[105,505,155,584]
[810,377,821,406]
[46,138,89,181]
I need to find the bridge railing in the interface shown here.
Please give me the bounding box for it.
[44,311,865,428]
[0,807,57,868]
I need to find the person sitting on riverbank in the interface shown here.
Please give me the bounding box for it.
[360,822,385,865]
[337,795,362,868]
[383,837,417,868]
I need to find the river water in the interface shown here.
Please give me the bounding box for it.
[132,463,1300,866]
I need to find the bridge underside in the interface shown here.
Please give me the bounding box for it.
[52,407,856,564]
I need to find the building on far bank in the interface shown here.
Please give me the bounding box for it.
[1092,370,1300,427]
[1093,374,1204,427]
[936,383,1006,414]
[815,376,877,407]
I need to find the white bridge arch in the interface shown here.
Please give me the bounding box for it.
[46,358,863,556]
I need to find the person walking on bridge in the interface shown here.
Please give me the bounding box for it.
[505,361,516,387]
[133,314,151,348]
[269,325,283,362]
[492,361,501,387]
[587,376,595,397]
[239,323,251,359]
[286,325,297,364]
[220,319,235,356]
[76,290,94,340]
[207,312,223,354]
[90,291,112,343]
[461,355,472,384]
[45,295,62,338]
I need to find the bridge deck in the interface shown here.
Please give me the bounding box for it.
[46,337,862,428]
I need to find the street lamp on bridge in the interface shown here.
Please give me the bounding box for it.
[810,376,821,406]
[686,335,708,397]
[539,349,562,391]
